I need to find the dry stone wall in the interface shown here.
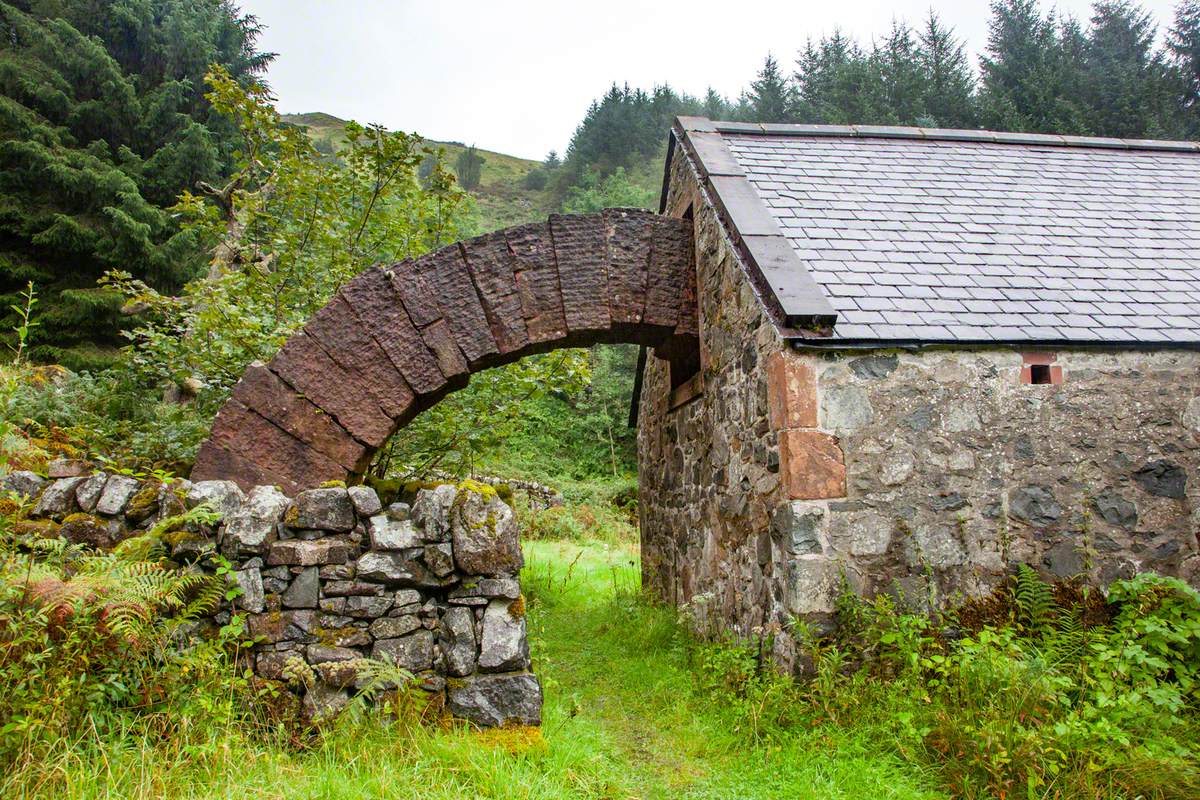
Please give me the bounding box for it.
[3,471,541,728]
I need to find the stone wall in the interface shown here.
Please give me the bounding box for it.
[638,139,1200,670]
[3,470,542,727]
[787,347,1200,615]
[638,138,792,649]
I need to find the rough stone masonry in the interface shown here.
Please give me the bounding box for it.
[4,471,542,727]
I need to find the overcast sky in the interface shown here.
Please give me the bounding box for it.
[240,0,1182,160]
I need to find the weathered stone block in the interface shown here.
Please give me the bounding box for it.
[2,470,46,500]
[368,615,421,640]
[356,551,442,587]
[440,606,477,677]
[367,514,421,549]
[372,630,434,672]
[223,485,290,554]
[411,485,457,541]
[767,351,817,430]
[74,473,108,512]
[770,501,826,556]
[451,488,522,576]
[286,488,355,532]
[282,566,320,608]
[186,480,246,520]
[267,538,352,567]
[33,477,85,518]
[779,430,846,500]
[424,543,454,577]
[347,485,382,517]
[447,673,543,728]
[478,599,529,673]
[232,567,265,613]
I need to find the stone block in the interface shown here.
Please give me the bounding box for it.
[770,501,826,556]
[286,488,355,532]
[367,514,421,549]
[411,485,456,541]
[767,351,817,430]
[223,485,290,554]
[347,485,382,517]
[232,567,265,613]
[33,477,85,518]
[447,673,543,728]
[74,473,108,512]
[186,480,246,520]
[267,538,352,566]
[356,551,442,588]
[282,567,320,608]
[478,599,529,673]
[2,470,46,500]
[451,488,522,576]
[368,615,421,639]
[371,630,434,672]
[440,606,477,677]
[779,430,846,500]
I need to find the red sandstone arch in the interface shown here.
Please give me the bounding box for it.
[192,210,696,493]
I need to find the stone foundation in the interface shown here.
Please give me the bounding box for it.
[3,470,542,727]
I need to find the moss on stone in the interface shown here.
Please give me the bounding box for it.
[12,519,60,539]
[282,505,300,527]
[124,482,161,523]
[456,478,497,499]
[508,594,526,618]
[319,480,346,488]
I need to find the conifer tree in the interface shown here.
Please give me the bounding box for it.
[744,55,792,122]
[0,1,268,369]
[1082,1,1181,138]
[1168,0,1200,134]
[917,12,977,127]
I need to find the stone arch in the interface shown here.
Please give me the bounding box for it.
[192,209,696,493]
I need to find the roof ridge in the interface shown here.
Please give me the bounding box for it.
[675,116,1200,154]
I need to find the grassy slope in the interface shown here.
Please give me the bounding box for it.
[13,540,942,800]
[283,112,546,233]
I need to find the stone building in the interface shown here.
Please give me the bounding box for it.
[193,118,1199,664]
[635,118,1200,658]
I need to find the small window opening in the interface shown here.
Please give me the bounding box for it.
[1029,364,1052,384]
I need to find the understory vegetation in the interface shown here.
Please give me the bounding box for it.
[2,527,1197,799]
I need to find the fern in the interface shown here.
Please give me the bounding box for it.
[1014,564,1058,636]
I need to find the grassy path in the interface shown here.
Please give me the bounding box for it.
[9,540,946,799]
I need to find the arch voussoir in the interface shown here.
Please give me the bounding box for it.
[192,210,696,491]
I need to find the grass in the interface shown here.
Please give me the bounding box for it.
[2,538,944,799]
[282,112,547,233]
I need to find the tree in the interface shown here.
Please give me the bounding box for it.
[793,31,887,123]
[1082,1,1181,138]
[743,55,793,122]
[454,145,485,190]
[875,22,925,124]
[1170,1,1200,133]
[917,12,977,127]
[979,0,1088,133]
[0,1,269,370]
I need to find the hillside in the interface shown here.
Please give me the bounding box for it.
[283,112,546,233]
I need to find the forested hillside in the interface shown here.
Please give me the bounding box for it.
[0,0,270,370]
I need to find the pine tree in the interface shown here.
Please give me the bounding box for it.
[1082,1,1181,138]
[917,12,977,127]
[1168,0,1200,135]
[744,55,793,122]
[875,21,925,124]
[979,0,1088,133]
[455,145,485,190]
[793,31,886,124]
[0,1,268,369]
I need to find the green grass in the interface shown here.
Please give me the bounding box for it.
[3,539,944,799]
[283,112,547,233]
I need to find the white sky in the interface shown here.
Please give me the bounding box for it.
[240,0,1182,160]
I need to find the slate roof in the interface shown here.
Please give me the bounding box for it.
[674,119,1200,346]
